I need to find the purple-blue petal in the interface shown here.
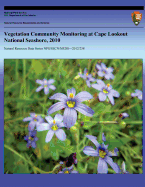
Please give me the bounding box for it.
[101,63,107,70]
[107,93,115,105]
[48,102,66,115]
[86,135,100,147]
[63,108,77,128]
[49,85,56,90]
[98,158,108,173]
[45,116,53,123]
[96,79,106,87]
[23,117,33,122]
[91,83,103,91]
[86,80,91,87]
[98,71,104,77]
[107,67,114,73]
[83,146,99,156]
[96,64,102,70]
[34,137,39,141]
[75,103,94,117]
[75,91,93,102]
[36,79,43,85]
[84,68,88,74]
[48,79,55,84]
[110,89,120,98]
[105,156,120,173]
[54,114,63,123]
[55,129,66,141]
[108,148,119,157]
[102,133,106,142]
[138,94,142,100]
[24,136,29,141]
[67,88,76,98]
[36,86,44,92]
[122,113,129,118]
[70,170,79,174]
[44,87,49,95]
[31,141,37,148]
[28,122,36,131]
[45,130,54,142]
[131,93,136,97]
[98,92,107,101]
[49,93,67,102]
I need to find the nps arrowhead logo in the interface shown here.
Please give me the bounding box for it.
[131,11,142,26]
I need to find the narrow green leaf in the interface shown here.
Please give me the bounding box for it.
[105,137,131,149]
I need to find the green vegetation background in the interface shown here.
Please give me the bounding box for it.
[4,59,143,174]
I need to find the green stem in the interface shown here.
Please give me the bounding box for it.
[43,95,47,114]
[112,102,141,113]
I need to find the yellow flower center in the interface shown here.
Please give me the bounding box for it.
[67,101,75,108]
[103,89,108,94]
[99,150,106,158]
[44,85,47,87]
[28,137,34,141]
[107,84,110,87]
[51,125,58,131]
[34,115,37,121]
[53,120,56,124]
[69,93,74,98]
[64,170,69,174]
[86,73,89,76]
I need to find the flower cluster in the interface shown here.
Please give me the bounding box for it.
[23,113,43,148]
[21,62,141,174]
[24,130,38,148]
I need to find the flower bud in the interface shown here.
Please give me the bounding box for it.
[70,126,77,133]
[125,91,131,96]
[119,121,126,128]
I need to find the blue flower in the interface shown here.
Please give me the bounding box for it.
[24,130,38,148]
[37,114,66,142]
[121,161,129,174]
[58,165,78,174]
[47,88,94,128]
[96,63,114,80]
[79,68,96,87]
[119,113,129,119]
[131,89,142,100]
[23,113,44,131]
[36,78,56,95]
[92,80,120,105]
[83,133,120,174]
